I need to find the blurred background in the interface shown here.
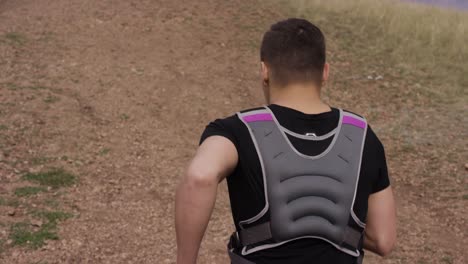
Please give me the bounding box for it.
[406,0,468,9]
[0,0,466,263]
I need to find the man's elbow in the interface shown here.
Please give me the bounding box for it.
[374,234,396,257]
[182,167,219,188]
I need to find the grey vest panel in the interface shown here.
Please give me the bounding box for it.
[236,107,367,257]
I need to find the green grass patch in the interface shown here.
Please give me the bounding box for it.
[23,168,76,189]
[9,222,58,249]
[462,194,468,200]
[0,197,21,207]
[47,211,72,223]
[441,255,453,264]
[120,113,130,120]
[3,32,26,45]
[43,95,59,103]
[30,156,53,165]
[0,124,8,130]
[8,198,21,207]
[14,186,47,197]
[27,85,48,90]
[4,83,47,91]
[10,210,72,249]
[44,198,60,208]
[6,83,20,90]
[0,238,5,254]
[98,148,111,156]
[33,210,72,224]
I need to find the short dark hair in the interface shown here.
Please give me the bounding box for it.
[260,18,326,87]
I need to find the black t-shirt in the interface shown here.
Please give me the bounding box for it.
[200,104,390,264]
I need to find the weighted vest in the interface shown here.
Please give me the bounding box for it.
[228,106,368,264]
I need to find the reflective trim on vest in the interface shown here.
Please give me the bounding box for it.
[235,106,367,258]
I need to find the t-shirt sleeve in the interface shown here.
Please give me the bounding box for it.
[199,116,238,148]
[369,127,390,193]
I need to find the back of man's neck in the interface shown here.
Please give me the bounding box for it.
[269,85,331,114]
[270,100,331,115]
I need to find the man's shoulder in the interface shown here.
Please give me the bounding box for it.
[213,106,266,124]
[341,108,365,119]
[200,107,265,145]
[239,106,267,114]
[339,108,383,146]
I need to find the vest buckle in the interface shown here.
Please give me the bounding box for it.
[229,231,242,249]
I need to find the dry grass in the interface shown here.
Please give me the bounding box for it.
[288,0,468,101]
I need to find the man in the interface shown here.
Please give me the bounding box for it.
[175,18,396,264]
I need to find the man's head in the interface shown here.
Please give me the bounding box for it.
[260,18,328,96]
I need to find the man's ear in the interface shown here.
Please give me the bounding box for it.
[322,63,330,83]
[261,62,269,84]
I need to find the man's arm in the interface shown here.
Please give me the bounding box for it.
[175,136,238,264]
[363,186,397,256]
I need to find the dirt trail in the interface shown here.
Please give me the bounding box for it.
[0,1,271,263]
[0,0,466,264]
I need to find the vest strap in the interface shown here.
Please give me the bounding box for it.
[228,233,257,264]
[228,250,256,264]
[239,221,272,246]
[357,253,364,264]
[239,222,363,249]
[227,230,363,264]
[343,226,363,249]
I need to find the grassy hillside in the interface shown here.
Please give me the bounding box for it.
[287,0,468,102]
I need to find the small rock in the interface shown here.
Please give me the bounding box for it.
[6,239,13,245]
[375,75,384,80]
[72,239,83,247]
[465,163,468,170]
[7,209,16,216]
[31,219,43,227]
[108,179,118,185]
[367,75,373,80]
[28,167,40,173]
